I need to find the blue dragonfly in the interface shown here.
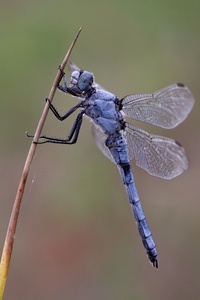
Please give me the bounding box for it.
[30,62,194,268]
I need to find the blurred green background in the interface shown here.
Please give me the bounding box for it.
[0,0,199,299]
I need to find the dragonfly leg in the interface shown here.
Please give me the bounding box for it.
[46,98,84,121]
[56,65,70,94]
[27,111,84,145]
[57,66,67,90]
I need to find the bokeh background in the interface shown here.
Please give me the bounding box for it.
[0,1,199,299]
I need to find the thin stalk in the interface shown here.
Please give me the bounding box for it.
[0,26,82,299]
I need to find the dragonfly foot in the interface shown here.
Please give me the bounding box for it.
[45,97,51,105]
[58,65,65,75]
[26,131,34,138]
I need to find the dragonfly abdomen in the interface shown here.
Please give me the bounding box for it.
[121,164,158,268]
[106,133,158,268]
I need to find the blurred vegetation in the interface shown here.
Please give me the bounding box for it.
[0,0,199,299]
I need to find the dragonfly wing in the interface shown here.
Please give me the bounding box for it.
[68,61,80,73]
[124,122,189,179]
[91,122,115,162]
[122,83,194,129]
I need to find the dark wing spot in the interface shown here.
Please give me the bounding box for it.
[177,82,185,87]
[175,140,182,147]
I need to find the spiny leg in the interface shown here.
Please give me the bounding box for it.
[27,111,84,145]
[46,98,84,121]
[57,66,67,91]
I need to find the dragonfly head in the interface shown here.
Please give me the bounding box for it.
[69,70,94,95]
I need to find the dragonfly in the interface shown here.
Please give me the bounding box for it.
[28,62,194,268]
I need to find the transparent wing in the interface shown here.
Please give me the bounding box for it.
[68,62,110,92]
[91,122,115,162]
[122,83,194,129]
[124,122,188,179]
[68,61,80,73]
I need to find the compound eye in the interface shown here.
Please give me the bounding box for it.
[78,71,93,91]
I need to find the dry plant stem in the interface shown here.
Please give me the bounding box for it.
[0,27,82,299]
